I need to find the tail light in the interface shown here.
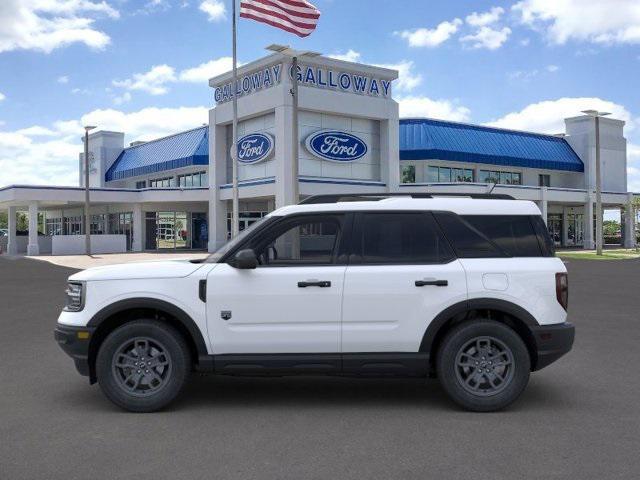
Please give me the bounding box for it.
[555,272,569,311]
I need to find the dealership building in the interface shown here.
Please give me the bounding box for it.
[0,52,637,255]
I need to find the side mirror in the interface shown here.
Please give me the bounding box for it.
[232,249,258,269]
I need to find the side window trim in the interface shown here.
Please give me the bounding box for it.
[348,211,457,266]
[250,213,348,268]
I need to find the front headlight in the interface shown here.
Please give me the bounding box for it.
[63,282,85,312]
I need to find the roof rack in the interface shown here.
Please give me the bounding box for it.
[299,192,515,205]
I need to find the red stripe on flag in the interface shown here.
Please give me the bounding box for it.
[239,0,320,36]
[240,3,317,29]
[239,11,312,37]
[248,0,319,19]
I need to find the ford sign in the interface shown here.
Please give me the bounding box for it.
[234,133,274,164]
[305,131,367,162]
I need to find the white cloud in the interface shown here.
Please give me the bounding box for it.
[0,0,119,54]
[179,56,234,82]
[0,106,209,187]
[0,92,5,102]
[466,7,504,27]
[326,53,422,93]
[328,50,362,63]
[546,64,560,72]
[486,97,635,134]
[373,60,422,93]
[398,96,471,122]
[199,0,226,22]
[513,0,640,45]
[461,26,511,50]
[113,91,132,105]
[113,64,177,95]
[57,75,69,84]
[396,19,463,48]
[520,38,531,46]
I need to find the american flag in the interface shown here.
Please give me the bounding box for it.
[240,0,321,38]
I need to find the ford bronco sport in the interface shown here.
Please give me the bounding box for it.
[55,193,574,412]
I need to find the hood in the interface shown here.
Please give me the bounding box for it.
[68,259,205,282]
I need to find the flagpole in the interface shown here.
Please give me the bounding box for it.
[231,0,240,238]
[291,55,299,203]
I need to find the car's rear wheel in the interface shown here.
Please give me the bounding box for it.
[436,320,530,412]
[96,320,190,412]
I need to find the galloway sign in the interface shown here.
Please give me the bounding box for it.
[305,131,368,162]
[234,133,275,164]
[292,64,392,99]
[214,64,282,104]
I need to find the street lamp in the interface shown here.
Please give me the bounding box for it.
[581,110,610,255]
[83,125,96,256]
[266,44,320,204]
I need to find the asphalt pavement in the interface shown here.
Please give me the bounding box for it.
[0,255,639,479]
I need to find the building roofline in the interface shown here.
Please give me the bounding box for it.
[400,117,569,141]
[121,125,208,152]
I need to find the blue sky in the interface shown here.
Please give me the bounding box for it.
[1,0,639,191]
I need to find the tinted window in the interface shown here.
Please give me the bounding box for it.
[355,213,454,264]
[252,216,343,266]
[462,215,542,257]
[434,212,503,258]
[531,215,555,257]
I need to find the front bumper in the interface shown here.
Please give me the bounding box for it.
[530,322,575,371]
[54,324,95,377]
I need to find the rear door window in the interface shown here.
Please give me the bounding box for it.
[433,212,504,258]
[352,212,455,264]
[462,215,543,257]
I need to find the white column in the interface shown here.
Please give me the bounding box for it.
[132,204,143,252]
[537,187,548,225]
[7,206,17,255]
[274,104,296,208]
[27,203,40,256]
[623,193,636,248]
[209,115,230,252]
[381,114,400,192]
[584,195,595,250]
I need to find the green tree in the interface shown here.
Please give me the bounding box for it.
[0,211,6,230]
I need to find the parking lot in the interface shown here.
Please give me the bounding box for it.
[1,255,639,480]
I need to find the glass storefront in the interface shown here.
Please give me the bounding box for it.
[566,214,584,247]
[547,214,563,246]
[226,211,268,239]
[145,211,208,250]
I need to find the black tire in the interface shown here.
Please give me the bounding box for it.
[96,320,191,412]
[436,320,530,412]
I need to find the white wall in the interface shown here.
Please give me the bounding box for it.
[80,131,125,188]
[52,234,127,255]
[565,116,627,193]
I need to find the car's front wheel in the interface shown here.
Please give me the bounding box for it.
[96,320,190,412]
[436,320,530,412]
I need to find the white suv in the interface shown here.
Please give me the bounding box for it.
[55,193,574,412]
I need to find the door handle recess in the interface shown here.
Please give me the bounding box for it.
[415,279,448,287]
[298,280,331,288]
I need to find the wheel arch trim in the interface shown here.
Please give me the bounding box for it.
[419,298,539,354]
[87,297,209,357]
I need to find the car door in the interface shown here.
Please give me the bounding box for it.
[206,213,349,354]
[341,212,468,353]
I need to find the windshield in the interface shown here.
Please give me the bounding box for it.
[205,215,273,263]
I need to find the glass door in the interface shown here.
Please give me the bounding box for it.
[547,214,563,246]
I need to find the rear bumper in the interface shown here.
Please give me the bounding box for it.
[54,324,95,377]
[530,322,575,371]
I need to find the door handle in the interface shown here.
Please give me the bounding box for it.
[298,280,331,288]
[415,279,448,287]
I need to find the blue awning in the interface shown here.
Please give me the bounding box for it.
[399,118,584,172]
[105,126,209,181]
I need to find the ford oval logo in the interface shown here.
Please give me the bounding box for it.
[234,133,274,164]
[305,130,368,162]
